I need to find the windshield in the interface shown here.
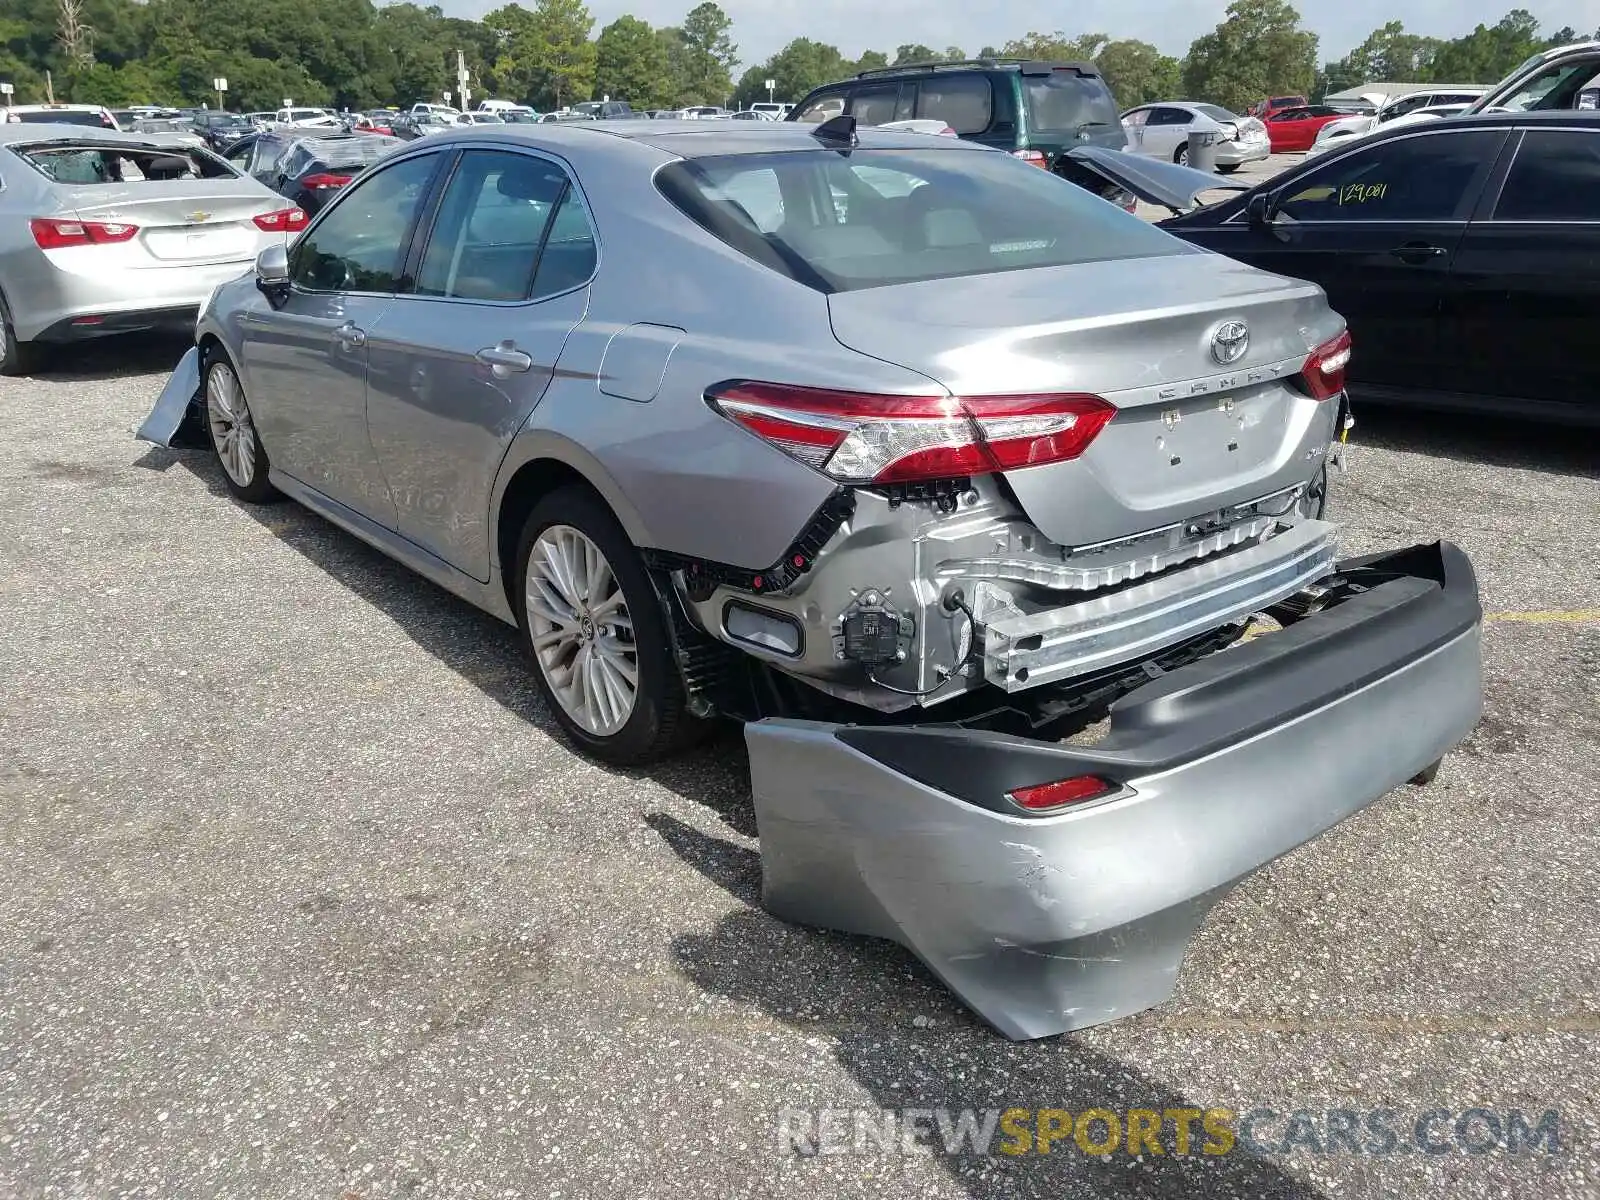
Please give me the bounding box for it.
[1493,61,1600,111]
[656,147,1183,294]
[1022,72,1122,137]
[1193,104,1241,123]
[293,136,401,174]
[9,110,113,128]
[11,141,238,183]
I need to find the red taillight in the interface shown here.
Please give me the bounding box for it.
[301,172,352,189]
[938,125,958,137]
[1010,149,1049,168]
[30,217,139,249]
[1008,775,1120,812]
[1300,329,1352,401]
[253,207,308,232]
[707,383,1117,485]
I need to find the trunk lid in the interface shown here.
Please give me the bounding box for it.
[827,251,1339,548]
[65,183,279,264]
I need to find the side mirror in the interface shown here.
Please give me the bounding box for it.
[1245,192,1273,229]
[255,243,290,307]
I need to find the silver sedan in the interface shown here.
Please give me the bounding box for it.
[0,124,303,374]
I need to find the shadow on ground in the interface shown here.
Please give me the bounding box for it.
[23,333,192,383]
[1349,404,1598,479]
[144,440,758,832]
[651,813,1322,1199]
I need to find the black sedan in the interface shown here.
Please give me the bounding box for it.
[219,130,402,215]
[1156,111,1600,426]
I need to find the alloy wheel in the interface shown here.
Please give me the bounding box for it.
[206,362,257,488]
[524,524,639,736]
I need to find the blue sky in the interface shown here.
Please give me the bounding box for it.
[443,0,1600,66]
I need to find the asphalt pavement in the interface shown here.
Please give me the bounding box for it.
[0,333,1596,1199]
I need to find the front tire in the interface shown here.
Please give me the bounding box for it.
[515,487,702,766]
[1217,163,1241,174]
[203,347,280,504]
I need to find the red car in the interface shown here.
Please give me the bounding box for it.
[1264,104,1346,152]
[1248,94,1308,118]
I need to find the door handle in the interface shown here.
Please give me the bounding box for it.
[1389,243,1447,263]
[334,322,366,348]
[476,342,533,374]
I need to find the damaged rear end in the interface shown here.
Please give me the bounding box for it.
[660,138,1481,1037]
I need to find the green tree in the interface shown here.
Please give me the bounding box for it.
[854,49,887,73]
[676,1,736,104]
[738,37,849,107]
[594,14,668,105]
[486,0,594,109]
[892,43,936,64]
[1427,9,1545,83]
[1182,0,1318,113]
[1095,39,1183,108]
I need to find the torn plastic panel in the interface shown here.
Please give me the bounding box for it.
[135,344,205,448]
[747,542,1483,1040]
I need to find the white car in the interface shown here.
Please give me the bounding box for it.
[1304,102,1476,159]
[3,104,120,131]
[272,107,340,130]
[1308,88,1486,153]
[450,112,505,126]
[1120,102,1270,171]
[749,102,792,120]
[877,119,958,136]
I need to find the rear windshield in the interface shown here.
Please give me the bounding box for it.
[1022,71,1122,138]
[279,136,399,179]
[1193,104,1242,123]
[9,109,113,128]
[10,142,238,183]
[656,147,1183,294]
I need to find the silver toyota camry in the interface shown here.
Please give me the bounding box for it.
[0,123,304,374]
[139,119,1482,1040]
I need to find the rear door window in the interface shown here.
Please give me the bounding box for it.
[1276,129,1504,222]
[849,85,902,127]
[415,150,570,301]
[793,90,848,124]
[1492,129,1600,221]
[913,75,993,135]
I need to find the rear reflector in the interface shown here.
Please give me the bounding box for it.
[301,173,352,189]
[1011,149,1049,168]
[30,218,139,249]
[707,383,1117,485]
[1008,775,1120,812]
[1300,328,1352,401]
[253,207,308,232]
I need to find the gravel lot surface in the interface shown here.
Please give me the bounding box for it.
[1,327,1596,1200]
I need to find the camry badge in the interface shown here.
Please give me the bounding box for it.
[1211,320,1249,365]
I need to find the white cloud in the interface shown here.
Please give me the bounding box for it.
[442,0,1598,67]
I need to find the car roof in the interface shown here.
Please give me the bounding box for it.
[1376,110,1600,133]
[428,119,997,160]
[0,123,139,146]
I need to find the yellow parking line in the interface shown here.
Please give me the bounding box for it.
[1485,609,1600,625]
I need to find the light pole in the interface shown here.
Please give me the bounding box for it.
[766,78,775,105]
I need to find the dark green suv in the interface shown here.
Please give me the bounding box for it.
[787,59,1129,165]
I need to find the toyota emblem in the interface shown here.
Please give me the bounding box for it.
[1211,321,1249,365]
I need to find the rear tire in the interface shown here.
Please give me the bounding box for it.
[1173,144,1189,166]
[515,487,703,766]
[203,345,281,504]
[1217,163,1241,174]
[0,290,43,377]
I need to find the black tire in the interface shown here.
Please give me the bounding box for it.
[202,345,281,504]
[514,487,703,766]
[1217,163,1242,174]
[1173,144,1189,166]
[0,288,43,377]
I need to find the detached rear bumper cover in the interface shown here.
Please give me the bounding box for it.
[747,542,1483,1040]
